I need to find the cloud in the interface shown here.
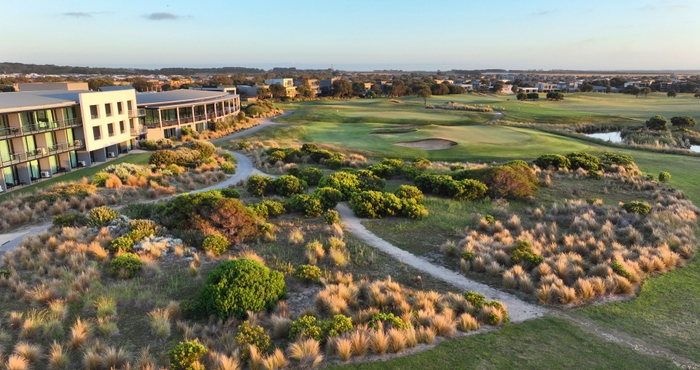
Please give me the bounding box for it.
[63,12,94,18]
[146,12,181,20]
[532,10,554,16]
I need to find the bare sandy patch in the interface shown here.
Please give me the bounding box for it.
[394,138,458,150]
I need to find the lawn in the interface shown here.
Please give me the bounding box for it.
[0,152,151,202]
[328,315,677,370]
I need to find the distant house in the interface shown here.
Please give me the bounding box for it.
[264,78,296,97]
[319,78,340,95]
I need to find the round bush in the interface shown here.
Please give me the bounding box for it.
[273,175,308,197]
[394,185,424,203]
[622,201,652,215]
[110,253,142,278]
[400,198,428,219]
[287,194,323,218]
[91,172,111,187]
[169,339,208,370]
[198,259,286,319]
[108,236,134,254]
[313,187,343,210]
[659,171,671,182]
[294,264,322,282]
[220,188,240,198]
[318,172,360,200]
[149,150,179,167]
[323,210,341,225]
[566,152,600,171]
[297,167,324,186]
[246,175,273,197]
[447,179,488,201]
[202,234,229,256]
[220,162,236,174]
[325,314,353,337]
[236,321,271,360]
[87,206,119,227]
[357,170,386,192]
[534,154,571,169]
[189,140,215,159]
[289,315,324,341]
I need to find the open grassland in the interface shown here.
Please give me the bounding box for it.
[0,153,151,202]
[328,315,677,370]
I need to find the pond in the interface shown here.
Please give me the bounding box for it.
[583,131,700,153]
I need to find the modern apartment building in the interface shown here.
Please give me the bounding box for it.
[0,84,137,191]
[0,84,240,192]
[136,89,241,140]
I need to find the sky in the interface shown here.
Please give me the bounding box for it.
[1,0,699,71]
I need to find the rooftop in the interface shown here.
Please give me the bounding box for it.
[135,90,237,108]
[0,90,87,114]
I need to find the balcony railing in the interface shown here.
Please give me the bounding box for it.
[180,116,194,124]
[0,141,85,167]
[162,119,179,127]
[128,109,146,118]
[130,125,147,136]
[0,118,82,138]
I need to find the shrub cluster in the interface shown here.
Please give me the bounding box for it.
[453,161,538,200]
[350,190,427,219]
[236,320,271,360]
[288,166,324,186]
[110,253,142,278]
[202,234,229,256]
[289,314,354,342]
[534,154,571,169]
[622,201,652,215]
[294,264,322,282]
[52,212,87,228]
[510,240,544,268]
[149,147,202,167]
[139,138,173,151]
[415,173,488,201]
[87,206,119,227]
[197,258,286,319]
[566,152,600,171]
[168,339,208,370]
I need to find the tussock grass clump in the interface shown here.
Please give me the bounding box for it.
[148,308,172,339]
[335,338,353,361]
[48,342,68,370]
[6,354,29,370]
[14,341,42,363]
[287,228,305,245]
[368,329,390,355]
[456,313,479,332]
[287,338,323,368]
[417,326,436,344]
[69,318,91,350]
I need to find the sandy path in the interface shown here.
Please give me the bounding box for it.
[335,203,549,323]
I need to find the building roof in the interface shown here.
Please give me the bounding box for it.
[0,90,87,114]
[136,90,237,108]
[99,86,135,92]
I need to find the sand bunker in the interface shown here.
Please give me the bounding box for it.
[394,138,458,150]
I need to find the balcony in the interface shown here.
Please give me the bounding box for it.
[180,116,194,124]
[128,109,146,118]
[162,119,179,127]
[0,118,82,138]
[130,125,147,136]
[0,141,85,167]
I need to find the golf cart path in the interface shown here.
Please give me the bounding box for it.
[336,203,548,324]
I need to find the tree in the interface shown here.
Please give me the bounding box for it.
[624,85,641,98]
[209,75,233,86]
[387,80,407,97]
[641,87,652,97]
[546,92,564,101]
[430,83,449,95]
[269,82,287,98]
[670,116,697,128]
[491,81,505,94]
[645,115,668,131]
[580,82,595,92]
[296,82,316,98]
[370,83,382,95]
[130,77,154,92]
[331,78,352,98]
[695,92,700,98]
[87,78,114,91]
[256,87,271,99]
[516,92,527,101]
[527,93,540,100]
[351,81,366,97]
[415,84,432,105]
[667,89,677,98]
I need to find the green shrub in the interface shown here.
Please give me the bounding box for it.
[659,171,671,182]
[52,213,87,228]
[248,203,269,219]
[220,162,236,174]
[87,206,119,227]
[400,198,428,219]
[368,313,405,330]
[312,187,343,210]
[91,172,110,187]
[534,154,571,169]
[349,190,386,219]
[268,150,286,164]
[149,150,179,167]
[273,175,308,197]
[510,240,544,268]
[262,200,286,217]
[366,164,395,179]
[323,210,341,225]
[287,194,323,218]
[464,291,486,308]
[110,253,142,278]
[289,315,324,342]
[202,234,229,256]
[611,260,633,280]
[221,152,237,163]
[622,201,652,215]
[125,229,152,244]
[108,236,134,254]
[589,171,603,180]
[294,264,322,282]
[324,314,353,338]
[297,167,324,186]
[236,320,271,360]
[600,152,634,166]
[357,170,386,191]
[394,185,424,203]
[413,158,431,169]
[246,175,273,197]
[401,165,421,181]
[121,203,158,220]
[324,153,345,170]
[189,140,215,159]
[447,179,488,201]
[566,152,600,171]
[139,139,158,151]
[168,339,208,370]
[220,188,240,199]
[318,172,360,200]
[198,259,286,319]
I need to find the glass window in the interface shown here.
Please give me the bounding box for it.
[90,105,99,119]
[119,121,125,134]
[105,104,112,116]
[107,123,114,137]
[20,112,35,131]
[145,109,160,125]
[0,140,12,162]
[3,166,16,186]
[127,101,133,110]
[24,136,36,152]
[63,107,77,121]
[45,132,56,149]
[117,102,123,114]
[49,155,58,174]
[161,109,177,122]
[29,160,39,179]
[93,126,101,140]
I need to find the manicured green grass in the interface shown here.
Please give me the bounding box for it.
[328,315,677,370]
[0,153,151,201]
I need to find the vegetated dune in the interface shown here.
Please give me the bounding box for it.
[394,138,458,150]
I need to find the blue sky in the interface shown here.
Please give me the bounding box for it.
[1,0,699,71]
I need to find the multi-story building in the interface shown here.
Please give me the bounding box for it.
[136,89,241,140]
[0,83,137,191]
[0,84,240,192]
[264,78,296,97]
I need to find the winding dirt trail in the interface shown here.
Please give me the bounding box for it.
[336,203,549,323]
